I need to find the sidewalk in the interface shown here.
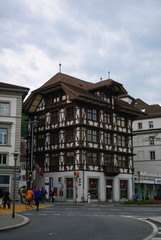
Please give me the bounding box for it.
[0,213,29,231]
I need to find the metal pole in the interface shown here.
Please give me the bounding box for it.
[12,156,17,218]
[31,122,34,171]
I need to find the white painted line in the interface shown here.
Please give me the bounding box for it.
[38,214,47,215]
[52,214,61,216]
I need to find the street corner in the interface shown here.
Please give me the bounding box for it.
[0,213,30,231]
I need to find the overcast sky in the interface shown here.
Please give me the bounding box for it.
[0,0,161,104]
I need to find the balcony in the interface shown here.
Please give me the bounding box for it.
[103,164,120,176]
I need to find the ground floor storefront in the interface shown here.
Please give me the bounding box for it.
[39,171,133,202]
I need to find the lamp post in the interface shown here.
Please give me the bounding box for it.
[11,151,21,218]
[138,171,141,200]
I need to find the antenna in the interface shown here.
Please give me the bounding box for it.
[59,63,62,73]
[108,71,110,79]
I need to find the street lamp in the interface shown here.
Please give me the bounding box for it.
[138,171,141,200]
[11,151,21,218]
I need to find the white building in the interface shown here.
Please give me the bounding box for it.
[0,82,29,198]
[132,98,161,200]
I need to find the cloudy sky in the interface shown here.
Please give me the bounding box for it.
[0,0,161,104]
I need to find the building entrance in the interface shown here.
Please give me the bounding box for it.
[106,179,113,201]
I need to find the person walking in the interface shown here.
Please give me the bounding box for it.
[41,187,47,204]
[3,188,11,209]
[50,188,55,203]
[0,188,3,208]
[33,186,41,211]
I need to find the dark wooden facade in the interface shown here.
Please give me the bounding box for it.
[23,73,141,178]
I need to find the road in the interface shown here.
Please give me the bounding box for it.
[1,204,161,240]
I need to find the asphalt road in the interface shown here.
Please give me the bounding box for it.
[1,205,161,240]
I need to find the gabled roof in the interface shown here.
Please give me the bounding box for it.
[22,72,139,117]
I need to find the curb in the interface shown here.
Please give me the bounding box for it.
[0,214,30,231]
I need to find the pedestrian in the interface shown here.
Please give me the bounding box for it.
[21,186,27,203]
[0,188,3,208]
[3,188,11,209]
[50,188,55,203]
[26,188,34,206]
[88,191,90,204]
[41,187,47,204]
[33,186,41,211]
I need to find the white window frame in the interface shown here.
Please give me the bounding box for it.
[0,101,10,116]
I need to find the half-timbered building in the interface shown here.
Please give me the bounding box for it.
[23,72,141,202]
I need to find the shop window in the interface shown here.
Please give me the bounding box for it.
[120,180,128,199]
[87,109,97,121]
[0,154,7,165]
[0,102,9,116]
[89,179,98,199]
[0,175,10,193]
[66,178,73,199]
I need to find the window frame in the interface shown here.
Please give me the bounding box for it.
[150,151,155,160]
[117,135,126,147]
[66,107,74,120]
[0,153,7,165]
[87,152,98,165]
[149,121,153,129]
[117,116,126,127]
[138,122,142,129]
[87,109,98,121]
[0,101,10,116]
[87,129,97,143]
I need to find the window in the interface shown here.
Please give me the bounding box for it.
[117,116,125,127]
[0,128,8,144]
[50,154,59,171]
[104,154,113,166]
[87,109,97,121]
[65,129,74,142]
[0,175,10,193]
[66,178,73,199]
[104,112,111,124]
[104,132,111,145]
[37,134,45,147]
[66,107,74,120]
[149,121,153,129]
[20,163,26,170]
[149,136,154,145]
[138,122,142,129]
[118,155,127,168]
[120,180,128,199]
[51,111,58,123]
[150,151,155,160]
[87,152,98,165]
[50,131,59,145]
[89,179,98,200]
[0,102,9,116]
[38,115,45,127]
[87,129,97,143]
[118,135,126,147]
[65,152,74,165]
[103,95,111,104]
[0,154,7,165]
